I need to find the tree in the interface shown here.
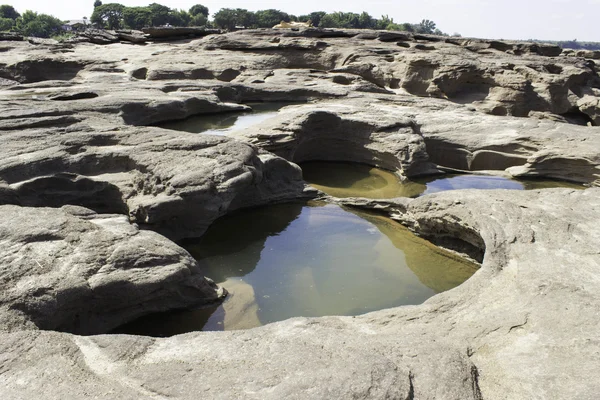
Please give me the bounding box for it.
[213,8,254,30]
[169,9,191,26]
[358,12,376,29]
[0,17,14,31]
[417,19,436,34]
[189,4,208,18]
[254,9,290,28]
[123,7,151,29]
[189,13,207,27]
[147,3,170,26]
[91,3,125,29]
[319,12,362,29]
[0,5,20,20]
[298,11,326,27]
[15,10,63,38]
[94,0,102,7]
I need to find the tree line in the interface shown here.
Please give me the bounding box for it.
[0,1,446,38]
[0,5,64,37]
[553,40,600,51]
[91,2,444,34]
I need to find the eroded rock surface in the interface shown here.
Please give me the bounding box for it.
[0,205,224,335]
[0,28,599,399]
[1,189,599,399]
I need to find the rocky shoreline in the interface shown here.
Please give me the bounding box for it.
[1,28,599,399]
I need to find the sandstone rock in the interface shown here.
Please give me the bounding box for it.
[0,205,224,334]
[1,189,599,399]
[377,31,411,42]
[114,29,147,44]
[577,94,600,125]
[0,32,23,41]
[572,49,600,60]
[77,29,119,45]
[142,26,220,39]
[0,28,599,400]
[0,123,306,240]
[233,100,439,178]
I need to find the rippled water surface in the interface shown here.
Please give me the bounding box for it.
[115,202,479,336]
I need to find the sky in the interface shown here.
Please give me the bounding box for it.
[3,0,600,42]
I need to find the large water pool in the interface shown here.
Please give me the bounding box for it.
[115,202,479,336]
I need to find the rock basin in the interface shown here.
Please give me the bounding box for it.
[156,102,301,135]
[115,201,479,336]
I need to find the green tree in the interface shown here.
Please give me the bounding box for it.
[213,8,254,30]
[0,5,19,20]
[189,13,207,26]
[91,3,124,29]
[319,12,362,29]
[122,6,151,29]
[358,11,375,29]
[417,19,436,34]
[169,9,191,26]
[254,9,290,28]
[298,11,326,27]
[0,17,14,31]
[189,4,208,18]
[147,3,170,26]
[376,15,393,30]
[15,10,63,38]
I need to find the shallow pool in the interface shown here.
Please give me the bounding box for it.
[115,202,479,336]
[156,102,295,135]
[301,161,584,199]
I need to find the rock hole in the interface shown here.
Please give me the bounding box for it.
[113,201,481,336]
[130,67,148,80]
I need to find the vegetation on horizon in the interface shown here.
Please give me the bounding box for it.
[0,5,64,37]
[0,2,448,37]
[89,2,446,34]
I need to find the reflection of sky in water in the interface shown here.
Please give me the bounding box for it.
[156,102,297,135]
[114,202,478,336]
[302,161,583,199]
[419,175,523,195]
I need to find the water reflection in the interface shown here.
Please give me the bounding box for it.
[301,161,584,199]
[156,102,296,135]
[115,202,479,336]
[301,161,425,198]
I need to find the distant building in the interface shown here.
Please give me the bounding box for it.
[62,19,90,32]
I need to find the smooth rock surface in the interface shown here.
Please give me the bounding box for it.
[0,205,224,335]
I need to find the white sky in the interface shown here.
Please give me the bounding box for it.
[3,0,599,41]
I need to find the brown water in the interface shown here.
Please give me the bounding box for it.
[156,102,297,135]
[115,202,479,336]
[301,161,584,198]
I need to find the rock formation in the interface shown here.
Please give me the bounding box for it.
[0,27,599,399]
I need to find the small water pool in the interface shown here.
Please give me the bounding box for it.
[301,161,584,199]
[156,102,295,135]
[115,202,479,336]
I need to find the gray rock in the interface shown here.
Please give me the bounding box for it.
[0,204,224,335]
[1,189,599,399]
[0,28,599,400]
[77,29,119,45]
[0,32,23,41]
[233,100,440,178]
[142,26,220,39]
